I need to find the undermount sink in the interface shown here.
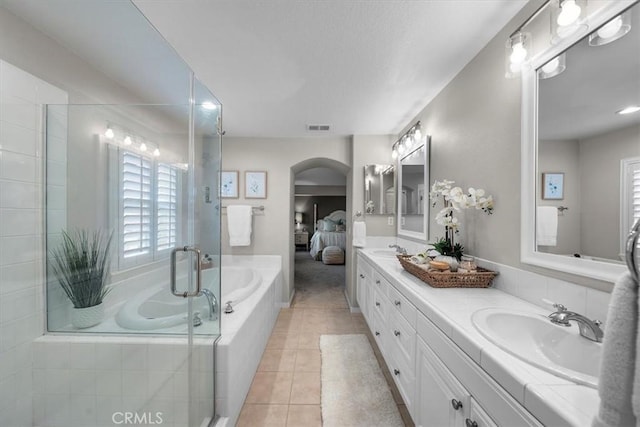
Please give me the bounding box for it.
[471,308,601,388]
[371,249,399,258]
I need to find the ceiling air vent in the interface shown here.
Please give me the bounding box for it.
[306,124,331,132]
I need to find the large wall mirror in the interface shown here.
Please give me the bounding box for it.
[521,1,639,282]
[398,137,430,240]
[363,164,395,215]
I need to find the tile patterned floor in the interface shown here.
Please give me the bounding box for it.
[237,254,414,426]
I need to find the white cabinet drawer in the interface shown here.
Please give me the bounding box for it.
[371,286,389,320]
[372,270,388,294]
[372,309,388,359]
[468,397,498,427]
[387,284,416,328]
[388,310,416,369]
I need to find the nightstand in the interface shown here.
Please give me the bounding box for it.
[294,231,309,251]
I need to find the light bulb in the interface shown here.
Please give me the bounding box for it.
[202,101,217,110]
[541,58,560,74]
[617,106,640,115]
[123,136,132,146]
[510,61,523,74]
[153,148,160,157]
[510,41,527,64]
[397,142,406,155]
[105,127,114,139]
[414,128,422,142]
[597,16,622,39]
[391,149,398,159]
[557,0,581,27]
[139,142,147,152]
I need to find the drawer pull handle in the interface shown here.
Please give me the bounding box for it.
[393,369,400,376]
[465,419,478,427]
[394,330,401,337]
[359,274,365,279]
[394,300,401,306]
[375,331,380,336]
[375,301,380,307]
[376,280,381,285]
[451,399,463,411]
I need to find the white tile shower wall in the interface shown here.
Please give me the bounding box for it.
[478,259,612,328]
[33,337,214,427]
[0,60,68,427]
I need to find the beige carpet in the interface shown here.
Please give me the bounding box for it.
[320,334,404,427]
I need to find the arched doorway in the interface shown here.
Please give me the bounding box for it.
[289,158,352,308]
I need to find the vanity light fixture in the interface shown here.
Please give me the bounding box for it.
[539,53,566,79]
[505,32,532,78]
[392,121,422,160]
[139,142,147,152]
[104,126,115,139]
[153,147,161,157]
[123,135,132,146]
[616,105,640,115]
[551,0,588,44]
[588,12,631,46]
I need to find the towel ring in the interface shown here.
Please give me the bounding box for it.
[625,219,640,282]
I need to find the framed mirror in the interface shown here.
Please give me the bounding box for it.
[364,164,395,215]
[398,137,430,240]
[521,1,639,282]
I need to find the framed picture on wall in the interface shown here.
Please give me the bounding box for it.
[220,170,239,198]
[542,172,564,200]
[245,171,267,199]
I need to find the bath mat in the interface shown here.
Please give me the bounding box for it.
[320,334,404,427]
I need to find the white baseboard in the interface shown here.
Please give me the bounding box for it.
[278,289,295,308]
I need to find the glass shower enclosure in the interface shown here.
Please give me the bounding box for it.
[24,1,223,426]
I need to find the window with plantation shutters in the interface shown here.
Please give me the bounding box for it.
[622,157,640,255]
[122,152,152,259]
[118,150,182,269]
[156,163,178,252]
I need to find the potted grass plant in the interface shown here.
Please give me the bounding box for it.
[50,229,113,329]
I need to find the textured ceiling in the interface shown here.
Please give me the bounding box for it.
[133,0,528,137]
[2,0,528,138]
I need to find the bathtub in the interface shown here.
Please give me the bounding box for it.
[33,255,282,427]
[115,266,262,331]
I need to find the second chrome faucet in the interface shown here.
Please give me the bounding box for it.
[546,300,604,343]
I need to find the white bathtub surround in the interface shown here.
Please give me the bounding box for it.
[33,255,282,427]
[215,256,282,426]
[359,248,602,426]
[0,60,68,427]
[320,334,404,426]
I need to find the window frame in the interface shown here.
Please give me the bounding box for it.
[621,156,640,258]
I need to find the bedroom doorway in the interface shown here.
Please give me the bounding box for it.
[292,166,348,308]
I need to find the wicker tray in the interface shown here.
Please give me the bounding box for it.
[396,255,497,288]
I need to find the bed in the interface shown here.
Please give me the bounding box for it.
[309,210,347,260]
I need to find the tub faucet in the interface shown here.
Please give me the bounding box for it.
[199,289,218,320]
[548,302,604,342]
[388,244,407,255]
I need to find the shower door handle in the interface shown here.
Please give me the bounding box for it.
[171,246,202,298]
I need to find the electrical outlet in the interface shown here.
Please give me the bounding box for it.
[387,216,394,226]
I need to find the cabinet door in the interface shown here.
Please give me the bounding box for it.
[465,398,498,427]
[415,337,469,427]
[357,258,374,322]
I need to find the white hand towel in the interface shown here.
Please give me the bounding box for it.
[353,221,366,248]
[592,272,638,427]
[536,206,558,246]
[227,205,253,246]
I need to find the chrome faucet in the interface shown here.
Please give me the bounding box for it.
[547,302,604,343]
[199,289,218,320]
[388,244,407,255]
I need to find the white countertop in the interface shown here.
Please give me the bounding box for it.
[358,248,600,427]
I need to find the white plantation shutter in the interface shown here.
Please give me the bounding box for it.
[122,152,152,258]
[156,163,178,252]
[622,158,640,257]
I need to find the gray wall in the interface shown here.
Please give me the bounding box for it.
[397,0,617,289]
[294,195,346,233]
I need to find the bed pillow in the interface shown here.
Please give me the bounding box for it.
[335,224,346,232]
[322,219,337,232]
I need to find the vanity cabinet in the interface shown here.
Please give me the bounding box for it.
[357,253,544,427]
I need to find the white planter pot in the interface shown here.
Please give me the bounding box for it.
[72,303,104,329]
